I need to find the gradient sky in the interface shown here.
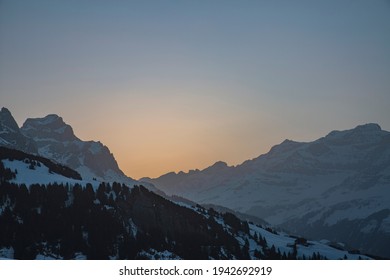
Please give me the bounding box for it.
[1,0,390,179]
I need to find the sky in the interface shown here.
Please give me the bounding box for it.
[1,0,390,179]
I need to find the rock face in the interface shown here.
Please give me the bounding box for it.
[0,108,136,186]
[0,108,37,154]
[143,124,390,258]
[20,114,137,185]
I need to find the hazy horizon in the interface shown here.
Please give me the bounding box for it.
[1,0,389,178]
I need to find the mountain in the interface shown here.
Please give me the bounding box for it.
[142,123,390,258]
[0,107,137,186]
[0,109,385,259]
[0,157,371,259]
[0,108,37,154]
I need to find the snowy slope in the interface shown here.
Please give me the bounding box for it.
[2,159,84,186]
[0,184,372,260]
[144,124,390,222]
[248,224,369,260]
[169,202,371,260]
[143,123,390,258]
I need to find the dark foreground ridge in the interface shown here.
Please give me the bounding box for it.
[0,174,372,260]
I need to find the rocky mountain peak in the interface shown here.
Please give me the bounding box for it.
[0,107,37,153]
[21,114,78,142]
[0,107,20,133]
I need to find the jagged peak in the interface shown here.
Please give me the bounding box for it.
[0,107,20,132]
[38,114,62,125]
[23,114,63,126]
[21,114,77,142]
[1,107,12,115]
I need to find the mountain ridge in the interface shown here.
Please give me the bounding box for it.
[1,108,388,258]
[0,162,373,259]
[142,123,390,258]
[0,107,137,186]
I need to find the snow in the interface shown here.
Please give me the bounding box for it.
[170,199,196,210]
[88,142,103,155]
[76,165,97,181]
[76,167,139,188]
[248,238,260,253]
[207,212,371,259]
[128,219,138,237]
[0,137,11,145]
[19,113,140,189]
[0,247,14,259]
[137,249,182,260]
[0,197,12,216]
[73,253,87,260]
[324,198,386,226]
[147,123,390,245]
[379,216,390,232]
[0,123,16,134]
[102,169,138,186]
[54,126,67,134]
[35,137,62,143]
[35,254,62,260]
[36,114,60,125]
[249,224,371,260]
[38,144,55,160]
[2,159,83,186]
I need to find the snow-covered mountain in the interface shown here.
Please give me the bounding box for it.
[0,107,137,186]
[142,124,390,258]
[20,113,137,185]
[0,108,37,154]
[1,108,387,258]
[0,162,372,259]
